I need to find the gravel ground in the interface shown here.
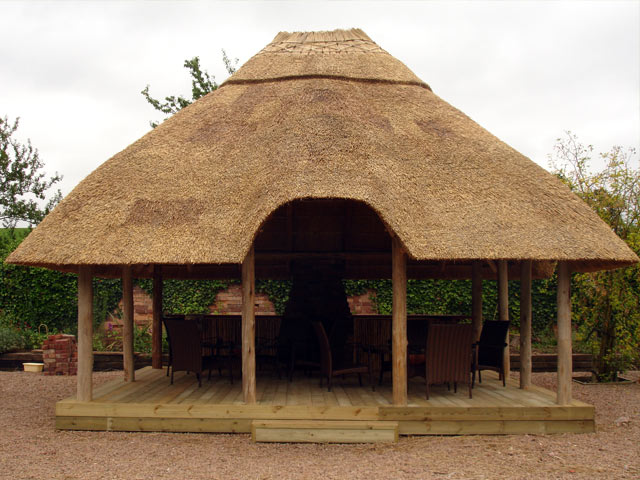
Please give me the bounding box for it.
[0,370,638,480]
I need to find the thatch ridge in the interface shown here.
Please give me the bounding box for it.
[271,28,373,44]
[224,28,430,89]
[6,29,638,276]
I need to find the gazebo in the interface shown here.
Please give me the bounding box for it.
[7,29,637,441]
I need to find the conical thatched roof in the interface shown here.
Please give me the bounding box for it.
[7,29,638,277]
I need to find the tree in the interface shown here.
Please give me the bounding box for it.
[0,116,62,229]
[141,51,238,127]
[549,132,640,381]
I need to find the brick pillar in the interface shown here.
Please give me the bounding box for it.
[42,334,78,375]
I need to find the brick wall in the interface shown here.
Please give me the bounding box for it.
[42,334,77,375]
[132,286,153,326]
[347,290,378,314]
[106,284,378,328]
[107,286,154,329]
[212,284,276,315]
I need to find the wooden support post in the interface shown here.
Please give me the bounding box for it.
[497,260,510,376]
[152,265,163,369]
[392,236,407,406]
[77,266,93,402]
[122,266,135,382]
[242,246,257,404]
[557,261,572,405]
[519,260,532,389]
[471,261,483,342]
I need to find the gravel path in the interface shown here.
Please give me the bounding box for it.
[0,370,638,480]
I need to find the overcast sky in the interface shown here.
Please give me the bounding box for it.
[1,0,638,198]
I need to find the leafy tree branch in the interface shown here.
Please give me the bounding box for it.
[0,116,62,229]
[549,131,639,381]
[141,51,238,128]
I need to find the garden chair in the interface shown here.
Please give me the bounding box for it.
[163,317,216,387]
[474,320,510,387]
[312,321,374,392]
[162,314,186,377]
[425,323,474,399]
[211,315,239,383]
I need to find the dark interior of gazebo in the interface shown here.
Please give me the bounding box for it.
[137,198,555,282]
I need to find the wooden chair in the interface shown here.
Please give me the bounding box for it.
[163,317,216,387]
[312,322,374,392]
[474,320,510,387]
[425,323,474,399]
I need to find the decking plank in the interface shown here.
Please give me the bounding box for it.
[296,377,313,407]
[321,386,339,406]
[56,367,595,437]
[398,419,595,435]
[251,420,399,443]
[332,385,354,407]
[175,374,226,404]
[151,374,197,404]
[271,377,288,406]
[93,367,158,402]
[193,378,226,404]
[343,385,366,407]
[197,379,235,405]
[125,373,179,403]
[356,385,381,407]
[99,369,164,403]
[91,366,155,400]
[171,379,209,404]
[257,376,276,404]
[484,382,552,407]
[219,382,242,404]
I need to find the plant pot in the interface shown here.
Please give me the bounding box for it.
[23,362,44,373]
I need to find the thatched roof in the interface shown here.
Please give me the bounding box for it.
[6,28,638,278]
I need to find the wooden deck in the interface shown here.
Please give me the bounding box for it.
[56,367,595,439]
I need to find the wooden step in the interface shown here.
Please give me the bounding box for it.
[251,420,399,443]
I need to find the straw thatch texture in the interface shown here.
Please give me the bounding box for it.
[6,29,638,277]
[226,29,429,88]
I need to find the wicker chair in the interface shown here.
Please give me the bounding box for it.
[163,317,216,387]
[312,322,373,392]
[256,316,284,376]
[162,314,185,377]
[474,320,510,387]
[352,316,392,386]
[212,315,240,384]
[425,323,474,399]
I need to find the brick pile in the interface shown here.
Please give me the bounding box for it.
[42,334,77,375]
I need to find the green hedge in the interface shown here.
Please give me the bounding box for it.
[1,230,559,346]
[0,231,122,337]
[344,277,558,335]
[137,279,232,315]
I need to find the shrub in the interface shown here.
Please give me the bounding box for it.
[0,325,26,353]
[92,321,168,354]
[550,133,640,380]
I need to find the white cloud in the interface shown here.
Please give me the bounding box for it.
[0,0,637,197]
